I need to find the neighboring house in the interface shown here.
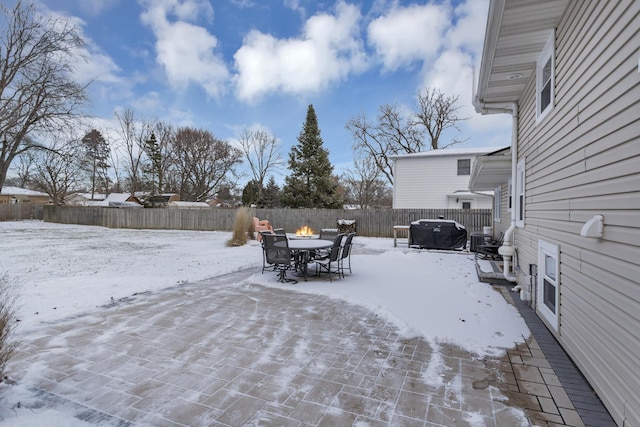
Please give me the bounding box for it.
[100,193,143,208]
[391,147,505,209]
[65,193,107,206]
[167,201,210,209]
[0,186,50,204]
[471,1,639,426]
[65,193,142,207]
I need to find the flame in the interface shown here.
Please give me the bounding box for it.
[295,225,314,236]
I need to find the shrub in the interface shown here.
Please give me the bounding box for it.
[226,207,254,247]
[0,274,19,383]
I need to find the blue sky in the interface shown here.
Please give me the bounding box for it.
[19,0,511,181]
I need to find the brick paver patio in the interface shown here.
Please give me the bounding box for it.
[2,269,609,426]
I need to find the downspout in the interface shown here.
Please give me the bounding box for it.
[472,78,518,283]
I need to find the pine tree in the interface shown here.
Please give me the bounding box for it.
[261,176,281,208]
[241,179,260,206]
[142,132,162,195]
[80,129,110,199]
[281,105,342,208]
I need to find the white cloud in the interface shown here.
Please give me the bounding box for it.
[233,1,368,103]
[444,0,489,55]
[139,0,229,97]
[38,8,122,86]
[417,0,493,135]
[423,49,472,103]
[367,3,451,71]
[77,0,120,16]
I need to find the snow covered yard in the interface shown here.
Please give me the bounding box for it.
[0,220,532,426]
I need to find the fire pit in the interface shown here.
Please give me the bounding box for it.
[295,225,315,239]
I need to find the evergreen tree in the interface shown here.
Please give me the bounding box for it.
[281,105,342,208]
[80,129,110,199]
[241,179,260,206]
[142,131,172,196]
[261,176,281,208]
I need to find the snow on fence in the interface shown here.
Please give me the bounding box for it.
[43,206,492,238]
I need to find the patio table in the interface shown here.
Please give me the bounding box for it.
[275,239,333,281]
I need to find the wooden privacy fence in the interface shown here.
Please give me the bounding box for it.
[43,206,492,237]
[0,204,44,221]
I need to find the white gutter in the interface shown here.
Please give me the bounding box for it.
[472,76,518,282]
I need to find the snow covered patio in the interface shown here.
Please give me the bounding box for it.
[5,271,534,426]
[0,221,587,426]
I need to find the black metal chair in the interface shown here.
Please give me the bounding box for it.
[476,233,504,260]
[339,232,355,277]
[260,231,274,273]
[315,234,345,282]
[319,228,339,240]
[262,233,297,283]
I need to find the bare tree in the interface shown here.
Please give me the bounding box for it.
[26,138,82,205]
[172,127,242,202]
[113,108,155,195]
[414,87,468,150]
[0,1,88,189]
[237,128,283,201]
[346,104,423,185]
[341,154,392,208]
[346,87,467,185]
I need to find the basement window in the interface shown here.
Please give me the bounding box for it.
[538,240,559,331]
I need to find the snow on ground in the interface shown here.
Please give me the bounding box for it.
[0,220,530,426]
[0,220,528,355]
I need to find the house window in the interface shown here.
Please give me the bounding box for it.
[507,178,512,212]
[537,240,559,331]
[516,159,525,227]
[457,159,471,175]
[536,31,555,122]
[494,186,501,222]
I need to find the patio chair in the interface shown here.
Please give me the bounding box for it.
[319,228,339,240]
[253,217,273,242]
[262,233,297,283]
[260,230,277,273]
[476,232,504,260]
[339,232,356,277]
[315,233,345,282]
[273,228,286,235]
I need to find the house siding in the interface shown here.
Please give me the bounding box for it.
[393,153,494,209]
[513,1,640,426]
[494,182,510,237]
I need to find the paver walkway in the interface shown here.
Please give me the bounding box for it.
[3,269,596,426]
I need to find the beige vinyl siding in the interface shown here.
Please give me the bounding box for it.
[513,1,640,425]
[492,182,511,238]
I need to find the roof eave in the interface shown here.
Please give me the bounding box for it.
[469,154,512,191]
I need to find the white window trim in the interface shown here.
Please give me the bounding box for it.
[537,240,559,331]
[507,178,512,212]
[494,186,502,222]
[516,159,525,227]
[536,30,555,124]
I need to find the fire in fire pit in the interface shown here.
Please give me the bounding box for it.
[295,225,315,237]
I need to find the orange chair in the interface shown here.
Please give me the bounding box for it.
[253,217,273,241]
